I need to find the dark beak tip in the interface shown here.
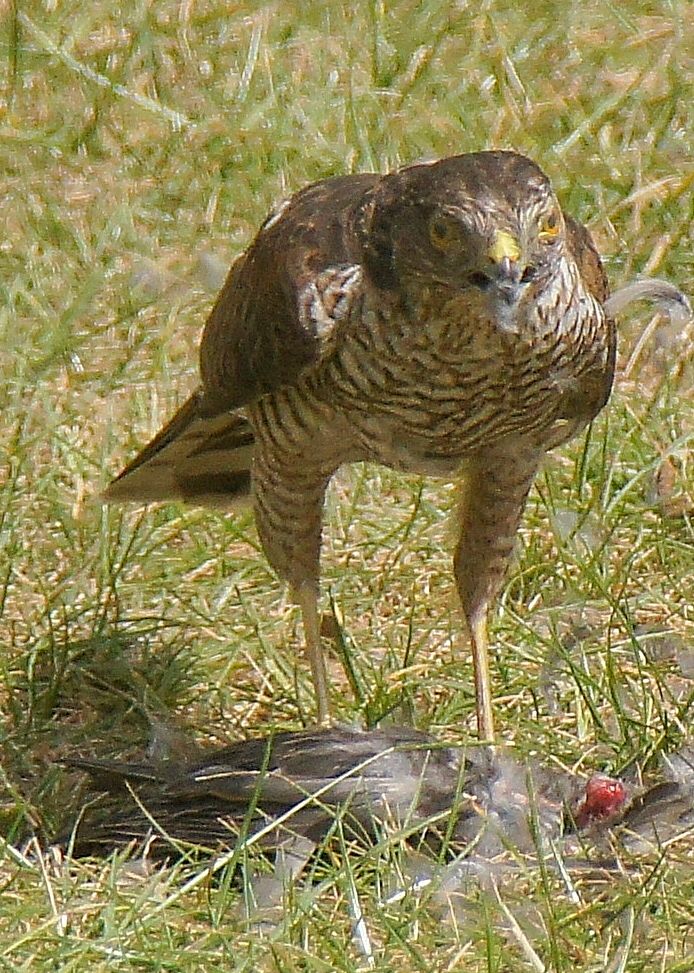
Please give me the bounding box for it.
[498,256,523,285]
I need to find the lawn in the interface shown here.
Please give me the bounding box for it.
[0,1,692,970]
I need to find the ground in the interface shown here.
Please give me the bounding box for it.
[0,2,692,970]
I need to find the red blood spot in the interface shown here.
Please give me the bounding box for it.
[575,775,627,828]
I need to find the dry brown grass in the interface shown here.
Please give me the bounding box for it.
[1,1,692,969]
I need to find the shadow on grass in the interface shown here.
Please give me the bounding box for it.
[1,627,201,847]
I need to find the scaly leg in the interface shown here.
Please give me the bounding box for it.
[295,581,331,724]
[454,441,542,742]
[467,607,495,742]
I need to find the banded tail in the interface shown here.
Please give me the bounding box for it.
[104,389,255,508]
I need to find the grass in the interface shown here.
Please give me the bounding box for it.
[1,0,692,969]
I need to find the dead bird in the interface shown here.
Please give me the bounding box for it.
[55,724,693,862]
[58,726,468,857]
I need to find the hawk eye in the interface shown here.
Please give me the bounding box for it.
[429,214,461,251]
[538,211,560,243]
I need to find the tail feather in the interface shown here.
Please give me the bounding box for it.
[104,389,255,508]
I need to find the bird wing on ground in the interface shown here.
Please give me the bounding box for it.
[186,727,460,814]
[60,726,460,853]
[64,727,452,807]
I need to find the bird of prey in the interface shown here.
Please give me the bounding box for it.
[105,151,617,738]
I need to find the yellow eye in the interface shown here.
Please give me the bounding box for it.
[538,211,561,243]
[429,214,461,251]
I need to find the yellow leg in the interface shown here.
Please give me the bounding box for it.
[455,443,541,742]
[469,608,495,743]
[295,583,331,724]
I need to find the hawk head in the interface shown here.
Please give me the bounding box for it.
[357,150,567,307]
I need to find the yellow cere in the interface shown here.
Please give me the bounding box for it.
[488,230,521,264]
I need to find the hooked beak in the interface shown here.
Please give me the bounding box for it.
[482,230,530,303]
